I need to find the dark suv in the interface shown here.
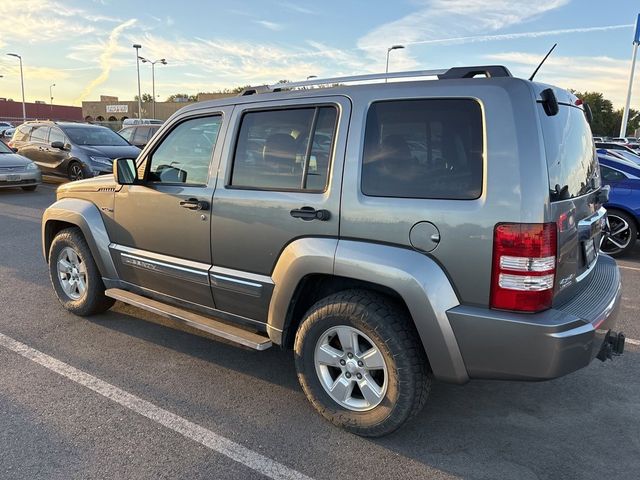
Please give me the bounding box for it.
[10,121,140,181]
[118,124,162,148]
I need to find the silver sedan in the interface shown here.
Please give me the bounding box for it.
[0,141,42,191]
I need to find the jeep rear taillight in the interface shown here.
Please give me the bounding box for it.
[490,223,557,313]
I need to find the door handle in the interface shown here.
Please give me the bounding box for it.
[179,198,210,211]
[290,206,331,221]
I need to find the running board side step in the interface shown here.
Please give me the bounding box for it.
[105,288,272,351]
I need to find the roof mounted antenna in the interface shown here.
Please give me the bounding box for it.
[529,43,557,81]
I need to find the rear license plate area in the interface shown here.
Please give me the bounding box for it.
[583,238,597,268]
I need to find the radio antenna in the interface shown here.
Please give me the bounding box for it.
[529,43,557,81]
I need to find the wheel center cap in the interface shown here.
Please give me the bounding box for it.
[345,360,358,374]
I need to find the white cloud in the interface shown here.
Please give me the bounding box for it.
[75,19,138,102]
[278,2,318,15]
[254,20,284,31]
[485,52,638,108]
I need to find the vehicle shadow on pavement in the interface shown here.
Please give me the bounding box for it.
[87,303,300,392]
[372,351,639,479]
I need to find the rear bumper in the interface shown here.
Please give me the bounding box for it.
[448,254,621,381]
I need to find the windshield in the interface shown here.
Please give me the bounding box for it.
[64,126,130,146]
[0,142,13,153]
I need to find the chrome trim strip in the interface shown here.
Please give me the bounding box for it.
[210,273,263,298]
[209,265,273,286]
[110,244,210,286]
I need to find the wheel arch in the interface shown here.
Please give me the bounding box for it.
[267,238,469,384]
[42,198,117,279]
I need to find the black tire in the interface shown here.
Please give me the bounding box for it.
[294,289,430,437]
[68,161,85,181]
[601,209,638,257]
[48,227,114,316]
[21,185,37,191]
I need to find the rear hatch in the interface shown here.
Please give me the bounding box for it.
[536,86,605,304]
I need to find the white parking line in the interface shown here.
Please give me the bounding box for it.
[618,265,640,272]
[0,332,312,480]
[627,337,640,347]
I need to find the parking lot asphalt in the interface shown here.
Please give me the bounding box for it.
[1,184,639,480]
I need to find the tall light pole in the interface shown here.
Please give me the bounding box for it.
[385,45,405,82]
[139,57,167,119]
[620,14,640,138]
[6,53,26,122]
[133,44,142,119]
[50,83,55,105]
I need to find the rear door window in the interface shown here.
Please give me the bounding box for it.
[30,126,50,143]
[133,126,151,145]
[230,106,337,191]
[13,125,32,142]
[119,128,134,142]
[361,99,483,199]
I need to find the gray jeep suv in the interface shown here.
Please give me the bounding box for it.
[42,66,624,436]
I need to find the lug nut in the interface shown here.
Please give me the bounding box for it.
[356,373,362,380]
[345,372,352,378]
[357,361,363,367]
[347,353,353,359]
[339,359,346,366]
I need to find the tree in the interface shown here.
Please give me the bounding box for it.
[134,93,154,103]
[165,93,197,102]
[573,91,640,137]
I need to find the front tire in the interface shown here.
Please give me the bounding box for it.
[48,227,114,316]
[68,161,85,181]
[294,289,430,437]
[21,185,37,191]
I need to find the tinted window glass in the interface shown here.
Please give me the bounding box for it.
[13,125,32,142]
[148,116,221,185]
[231,106,337,191]
[30,126,49,143]
[600,165,627,182]
[540,105,599,202]
[65,126,130,146]
[119,127,134,142]
[362,99,483,199]
[133,127,151,145]
[48,128,66,144]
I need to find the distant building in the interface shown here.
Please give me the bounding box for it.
[0,99,83,124]
[82,93,235,123]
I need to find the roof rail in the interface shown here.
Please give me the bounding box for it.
[239,65,512,96]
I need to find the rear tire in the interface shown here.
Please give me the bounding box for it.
[21,185,37,191]
[601,210,637,257]
[294,289,430,437]
[48,227,114,316]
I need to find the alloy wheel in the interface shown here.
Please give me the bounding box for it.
[601,214,633,255]
[69,164,84,181]
[56,246,87,300]
[314,325,388,411]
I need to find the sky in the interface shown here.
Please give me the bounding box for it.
[0,0,639,108]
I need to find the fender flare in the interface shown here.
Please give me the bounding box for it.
[42,198,118,279]
[268,238,469,384]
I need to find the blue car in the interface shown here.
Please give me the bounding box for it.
[599,152,640,256]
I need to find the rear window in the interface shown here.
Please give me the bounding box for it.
[13,125,32,142]
[539,105,600,202]
[362,99,483,199]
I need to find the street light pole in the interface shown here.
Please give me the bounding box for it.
[7,53,26,123]
[385,45,405,82]
[139,57,166,119]
[133,44,142,119]
[620,14,640,138]
[50,83,55,105]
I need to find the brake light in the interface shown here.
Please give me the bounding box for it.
[490,223,557,312]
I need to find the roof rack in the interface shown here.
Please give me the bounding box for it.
[239,65,512,96]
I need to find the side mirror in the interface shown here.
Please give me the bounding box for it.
[11,147,18,153]
[113,158,138,185]
[51,141,65,149]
